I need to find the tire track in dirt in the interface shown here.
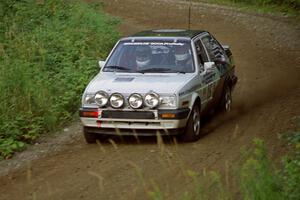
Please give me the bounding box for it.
[0,0,299,199]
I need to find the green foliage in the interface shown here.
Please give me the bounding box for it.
[0,138,26,160]
[280,117,300,200]
[232,0,300,14]
[0,0,120,159]
[229,0,300,9]
[198,0,300,16]
[281,153,300,200]
[186,170,231,200]
[238,120,300,200]
[148,185,164,200]
[148,132,300,199]
[239,139,283,200]
[147,169,232,200]
[281,117,300,145]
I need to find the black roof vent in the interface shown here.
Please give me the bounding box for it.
[152,29,186,33]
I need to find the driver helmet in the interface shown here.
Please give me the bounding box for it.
[136,45,151,68]
[175,44,190,62]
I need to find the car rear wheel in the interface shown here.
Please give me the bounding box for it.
[220,85,232,112]
[181,104,201,142]
[83,127,97,143]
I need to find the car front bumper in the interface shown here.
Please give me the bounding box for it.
[79,107,190,136]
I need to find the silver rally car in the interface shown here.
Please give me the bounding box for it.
[80,29,237,142]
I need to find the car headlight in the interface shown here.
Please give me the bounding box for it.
[110,93,124,108]
[161,96,176,107]
[128,93,143,109]
[83,94,96,105]
[94,91,109,107]
[144,92,160,108]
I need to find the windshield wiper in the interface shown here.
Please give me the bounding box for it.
[137,68,186,74]
[104,65,132,72]
[136,68,165,73]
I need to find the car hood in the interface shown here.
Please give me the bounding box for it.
[86,72,195,95]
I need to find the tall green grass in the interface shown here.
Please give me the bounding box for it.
[238,139,283,200]
[197,0,300,16]
[143,118,300,200]
[0,0,120,159]
[226,0,300,9]
[144,137,299,200]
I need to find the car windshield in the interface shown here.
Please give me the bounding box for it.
[103,40,195,73]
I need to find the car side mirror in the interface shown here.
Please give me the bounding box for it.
[98,60,105,69]
[203,62,215,72]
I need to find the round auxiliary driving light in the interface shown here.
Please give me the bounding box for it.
[128,93,143,109]
[94,91,109,107]
[144,92,160,108]
[109,93,124,108]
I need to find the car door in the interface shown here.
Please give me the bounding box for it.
[200,34,230,108]
[193,35,220,109]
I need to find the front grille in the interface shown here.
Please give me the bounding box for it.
[102,110,155,119]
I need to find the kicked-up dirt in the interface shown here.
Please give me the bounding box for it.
[0,0,300,199]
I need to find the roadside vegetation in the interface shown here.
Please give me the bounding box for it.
[197,0,300,16]
[0,0,119,159]
[144,117,300,200]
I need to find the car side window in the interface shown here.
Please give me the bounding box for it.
[201,35,225,61]
[194,39,208,68]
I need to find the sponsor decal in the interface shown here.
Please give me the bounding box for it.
[203,71,216,84]
[124,42,184,46]
[179,83,202,96]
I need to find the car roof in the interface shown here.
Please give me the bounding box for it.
[129,29,206,39]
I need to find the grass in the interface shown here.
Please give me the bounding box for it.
[238,139,283,200]
[17,116,299,199]
[128,117,300,200]
[0,0,299,197]
[195,0,300,17]
[0,0,120,159]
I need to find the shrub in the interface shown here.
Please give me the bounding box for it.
[143,118,300,200]
[0,0,120,159]
[230,0,300,9]
[280,117,300,200]
[238,120,300,200]
[239,139,283,200]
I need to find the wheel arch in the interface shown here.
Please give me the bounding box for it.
[189,92,201,113]
[181,93,202,142]
[224,76,232,90]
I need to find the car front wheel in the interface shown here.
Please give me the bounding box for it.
[83,127,97,143]
[181,104,201,142]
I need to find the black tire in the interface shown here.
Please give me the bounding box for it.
[181,104,201,142]
[83,128,97,144]
[219,84,232,112]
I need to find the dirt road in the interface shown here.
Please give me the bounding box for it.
[0,0,300,199]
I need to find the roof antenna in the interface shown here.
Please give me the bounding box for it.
[188,0,191,30]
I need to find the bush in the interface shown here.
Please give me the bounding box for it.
[239,139,283,200]
[230,0,300,9]
[198,0,300,15]
[142,118,300,200]
[0,0,120,159]
[280,117,300,200]
[238,120,300,200]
